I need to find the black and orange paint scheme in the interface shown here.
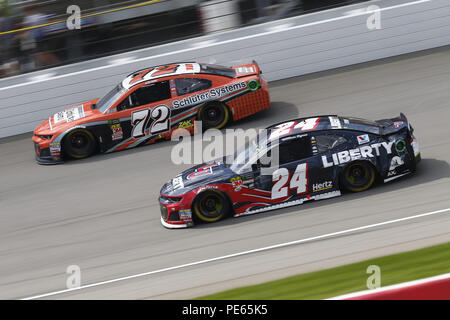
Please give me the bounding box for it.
[32,62,270,164]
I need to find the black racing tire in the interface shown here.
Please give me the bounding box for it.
[341,161,377,192]
[199,102,230,130]
[193,190,230,223]
[63,129,96,159]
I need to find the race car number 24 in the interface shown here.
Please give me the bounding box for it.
[272,163,308,199]
[131,105,171,138]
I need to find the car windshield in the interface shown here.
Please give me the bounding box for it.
[229,133,270,173]
[200,63,236,78]
[96,84,127,113]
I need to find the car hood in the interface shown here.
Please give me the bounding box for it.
[161,160,235,196]
[35,99,101,134]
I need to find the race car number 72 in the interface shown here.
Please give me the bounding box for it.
[272,163,308,199]
[131,105,171,138]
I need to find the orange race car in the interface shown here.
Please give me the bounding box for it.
[32,62,271,164]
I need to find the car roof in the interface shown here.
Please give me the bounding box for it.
[122,63,201,89]
[267,115,382,136]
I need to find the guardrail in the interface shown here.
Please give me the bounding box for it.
[1,0,450,138]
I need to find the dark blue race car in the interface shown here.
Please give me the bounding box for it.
[159,114,421,228]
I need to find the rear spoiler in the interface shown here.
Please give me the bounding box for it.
[234,61,262,78]
[379,113,411,135]
[252,60,263,74]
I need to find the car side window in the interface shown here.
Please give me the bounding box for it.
[279,137,313,164]
[175,78,212,96]
[134,81,171,105]
[262,137,312,167]
[116,81,171,112]
[313,134,347,153]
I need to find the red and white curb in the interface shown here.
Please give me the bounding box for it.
[328,273,450,300]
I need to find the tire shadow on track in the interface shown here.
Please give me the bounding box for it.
[192,158,450,230]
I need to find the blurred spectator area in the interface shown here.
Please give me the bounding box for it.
[0,0,369,78]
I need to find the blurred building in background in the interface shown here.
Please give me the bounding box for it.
[0,0,368,78]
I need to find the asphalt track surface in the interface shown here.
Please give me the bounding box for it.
[1,46,450,300]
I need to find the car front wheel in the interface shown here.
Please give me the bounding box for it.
[63,129,96,159]
[193,190,230,223]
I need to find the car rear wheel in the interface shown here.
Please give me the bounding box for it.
[341,161,376,192]
[193,190,230,223]
[199,102,230,130]
[63,129,96,159]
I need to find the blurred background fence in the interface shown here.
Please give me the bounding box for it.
[0,0,368,78]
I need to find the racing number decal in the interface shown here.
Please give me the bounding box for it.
[131,109,149,138]
[272,168,290,199]
[152,64,179,77]
[131,105,171,138]
[269,118,320,141]
[290,163,308,194]
[294,118,320,131]
[271,163,308,200]
[269,121,296,141]
[151,105,171,134]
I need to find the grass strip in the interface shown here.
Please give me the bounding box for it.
[197,242,450,300]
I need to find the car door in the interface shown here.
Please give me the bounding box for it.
[251,135,312,201]
[105,80,173,150]
[308,132,349,194]
[253,133,344,202]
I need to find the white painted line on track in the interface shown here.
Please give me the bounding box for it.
[22,206,450,300]
[0,0,430,93]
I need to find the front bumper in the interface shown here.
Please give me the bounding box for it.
[34,143,64,165]
[160,217,189,229]
[159,195,194,229]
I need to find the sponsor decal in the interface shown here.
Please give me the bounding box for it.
[312,181,333,192]
[108,119,120,125]
[54,105,85,123]
[170,79,177,95]
[231,176,244,191]
[357,134,370,145]
[179,209,192,222]
[311,136,319,154]
[236,66,255,74]
[172,82,247,108]
[387,170,397,177]
[395,139,406,153]
[322,142,393,168]
[172,176,184,190]
[394,121,404,128]
[111,124,123,141]
[187,164,219,180]
[247,79,259,91]
[329,116,342,129]
[389,156,404,171]
[196,185,219,194]
[50,142,61,156]
[178,120,194,129]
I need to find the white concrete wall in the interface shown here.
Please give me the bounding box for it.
[1,0,449,138]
